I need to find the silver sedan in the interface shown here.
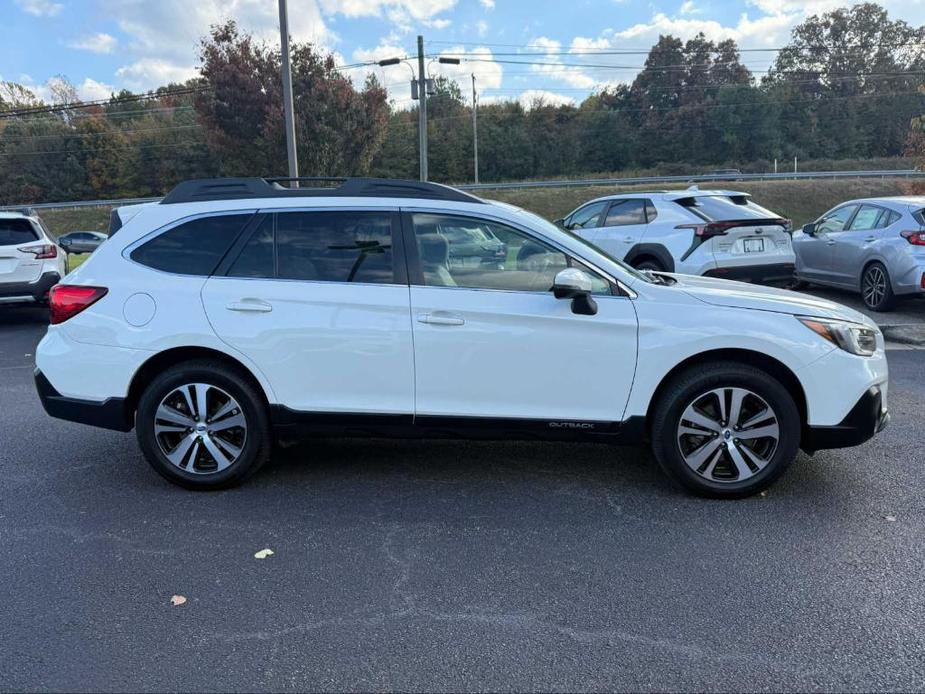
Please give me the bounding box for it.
[793,196,925,311]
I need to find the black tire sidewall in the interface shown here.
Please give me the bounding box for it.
[651,364,801,498]
[634,259,664,272]
[136,362,270,490]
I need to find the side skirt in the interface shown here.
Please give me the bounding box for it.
[270,406,647,445]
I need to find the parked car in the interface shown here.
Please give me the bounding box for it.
[57,231,107,254]
[705,168,743,181]
[793,196,925,311]
[555,188,795,284]
[35,177,888,498]
[0,209,66,306]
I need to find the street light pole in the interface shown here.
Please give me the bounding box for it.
[416,35,428,181]
[278,0,299,185]
[471,73,478,185]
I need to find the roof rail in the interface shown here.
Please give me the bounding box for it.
[2,206,37,217]
[160,177,486,205]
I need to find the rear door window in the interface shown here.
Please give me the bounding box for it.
[0,219,39,246]
[603,199,646,226]
[130,213,252,275]
[846,205,883,231]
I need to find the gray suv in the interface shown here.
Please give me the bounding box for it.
[793,196,925,311]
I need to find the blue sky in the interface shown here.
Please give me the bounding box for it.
[2,0,925,108]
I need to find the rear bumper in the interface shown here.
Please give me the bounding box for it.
[34,368,132,432]
[704,263,795,285]
[0,271,60,303]
[802,385,889,453]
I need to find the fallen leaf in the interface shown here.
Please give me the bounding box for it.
[885,515,897,522]
[254,548,274,559]
[170,595,187,606]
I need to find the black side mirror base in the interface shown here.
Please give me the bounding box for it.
[571,294,598,316]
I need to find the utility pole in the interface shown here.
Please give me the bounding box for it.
[416,35,428,181]
[471,73,479,185]
[279,0,299,185]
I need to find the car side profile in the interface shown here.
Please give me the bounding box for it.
[0,209,66,306]
[57,231,108,254]
[556,188,795,285]
[793,196,925,311]
[35,178,888,498]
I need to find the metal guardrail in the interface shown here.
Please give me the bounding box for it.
[2,169,922,211]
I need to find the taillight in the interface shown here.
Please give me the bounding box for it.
[48,285,108,325]
[18,243,58,259]
[675,222,730,239]
[901,230,925,246]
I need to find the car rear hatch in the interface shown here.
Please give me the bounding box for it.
[0,218,43,284]
[672,192,792,269]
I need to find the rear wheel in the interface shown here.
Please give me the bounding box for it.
[136,359,272,490]
[861,262,896,312]
[650,362,801,498]
[632,257,665,272]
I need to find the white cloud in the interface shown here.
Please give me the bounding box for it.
[518,90,576,109]
[67,33,118,54]
[679,0,700,15]
[424,17,452,29]
[475,20,488,37]
[77,77,115,101]
[479,0,495,8]
[15,0,63,16]
[115,59,198,91]
[319,0,457,21]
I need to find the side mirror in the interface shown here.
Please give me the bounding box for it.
[553,268,598,316]
[802,222,817,237]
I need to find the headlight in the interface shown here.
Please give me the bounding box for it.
[798,317,878,356]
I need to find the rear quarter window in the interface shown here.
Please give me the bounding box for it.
[130,214,252,276]
[0,218,39,246]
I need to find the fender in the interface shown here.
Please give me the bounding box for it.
[624,243,675,272]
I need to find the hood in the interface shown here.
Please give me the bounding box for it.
[663,273,874,326]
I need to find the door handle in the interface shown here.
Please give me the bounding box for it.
[623,236,634,243]
[865,236,877,243]
[417,312,465,326]
[226,299,272,313]
[826,240,836,246]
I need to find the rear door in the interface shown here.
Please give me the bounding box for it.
[588,198,649,260]
[0,218,43,285]
[201,208,415,416]
[829,204,891,287]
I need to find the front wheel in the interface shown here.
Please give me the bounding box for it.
[135,359,272,490]
[650,362,801,498]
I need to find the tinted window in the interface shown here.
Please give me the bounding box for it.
[645,200,658,222]
[131,214,251,275]
[276,211,394,284]
[567,201,607,230]
[847,205,882,231]
[817,206,857,234]
[884,210,901,227]
[228,217,274,278]
[604,199,647,226]
[412,213,610,294]
[0,218,39,246]
[676,195,779,221]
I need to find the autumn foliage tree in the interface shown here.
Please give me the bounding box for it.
[195,21,389,178]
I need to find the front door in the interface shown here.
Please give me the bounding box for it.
[797,204,857,284]
[201,209,414,416]
[404,211,638,425]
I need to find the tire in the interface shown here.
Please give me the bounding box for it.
[633,258,665,272]
[861,262,896,312]
[135,359,272,490]
[650,362,801,498]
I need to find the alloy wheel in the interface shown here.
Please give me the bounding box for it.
[863,266,886,308]
[676,387,780,483]
[154,383,247,474]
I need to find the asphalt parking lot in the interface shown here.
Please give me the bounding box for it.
[2,303,924,692]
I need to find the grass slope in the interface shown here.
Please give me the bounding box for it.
[38,177,912,236]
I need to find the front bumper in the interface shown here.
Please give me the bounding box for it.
[704,263,795,286]
[34,368,132,432]
[802,385,889,453]
[0,271,60,303]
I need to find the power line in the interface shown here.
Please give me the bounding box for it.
[0,86,208,120]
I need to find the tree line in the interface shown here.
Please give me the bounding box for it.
[1,2,923,205]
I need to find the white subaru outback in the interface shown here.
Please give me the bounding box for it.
[0,209,66,305]
[34,178,889,498]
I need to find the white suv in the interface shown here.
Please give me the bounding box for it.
[0,209,66,305]
[35,178,888,498]
[556,188,795,284]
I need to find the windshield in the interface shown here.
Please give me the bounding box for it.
[516,208,654,284]
[675,195,780,222]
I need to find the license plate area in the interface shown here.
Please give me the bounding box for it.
[743,238,765,253]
